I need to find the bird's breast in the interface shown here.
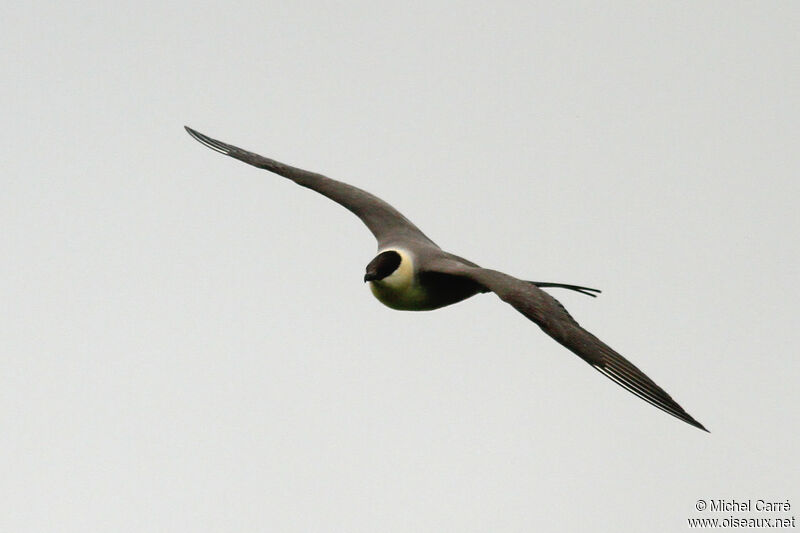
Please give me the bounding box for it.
[367,271,481,311]
[366,247,481,311]
[366,248,430,310]
[368,279,433,310]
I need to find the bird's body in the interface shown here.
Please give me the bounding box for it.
[185,126,708,432]
[367,248,433,310]
[367,247,487,311]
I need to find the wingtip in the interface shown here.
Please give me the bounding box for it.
[684,415,709,433]
[668,406,709,433]
[183,126,231,155]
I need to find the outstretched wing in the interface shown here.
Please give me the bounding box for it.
[435,263,707,431]
[185,126,436,247]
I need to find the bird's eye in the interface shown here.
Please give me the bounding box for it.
[378,251,401,276]
[365,250,402,279]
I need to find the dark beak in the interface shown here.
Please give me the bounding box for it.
[364,272,378,282]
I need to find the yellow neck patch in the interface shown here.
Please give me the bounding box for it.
[367,248,427,310]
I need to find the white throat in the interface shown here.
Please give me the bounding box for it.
[378,248,414,289]
[367,248,427,310]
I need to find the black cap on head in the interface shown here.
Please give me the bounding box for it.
[364,251,402,282]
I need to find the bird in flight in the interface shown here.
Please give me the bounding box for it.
[185,126,708,432]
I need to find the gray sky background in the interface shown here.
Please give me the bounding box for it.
[2,2,798,531]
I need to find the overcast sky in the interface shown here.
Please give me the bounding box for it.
[2,1,798,531]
